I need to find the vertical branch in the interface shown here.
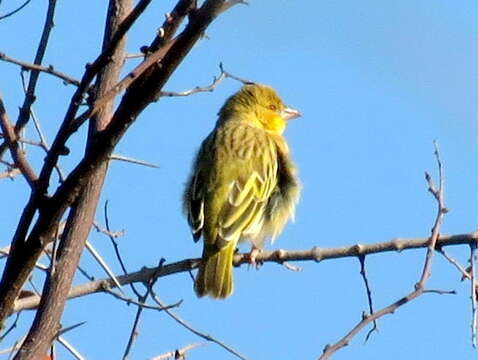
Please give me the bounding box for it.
[471,243,477,347]
[0,0,156,325]
[319,143,448,360]
[13,1,132,358]
[0,0,231,329]
[417,141,447,289]
[0,0,57,159]
[358,255,378,341]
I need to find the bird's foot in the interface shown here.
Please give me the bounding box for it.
[247,247,263,269]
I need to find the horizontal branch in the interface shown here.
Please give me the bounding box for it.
[13,232,478,312]
[0,52,80,86]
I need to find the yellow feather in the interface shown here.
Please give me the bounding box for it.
[184,84,301,299]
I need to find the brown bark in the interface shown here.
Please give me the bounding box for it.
[0,0,227,329]
[13,1,130,357]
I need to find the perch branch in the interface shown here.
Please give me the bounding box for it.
[13,231,478,313]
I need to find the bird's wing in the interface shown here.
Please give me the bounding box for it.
[184,134,214,242]
[216,136,278,246]
[187,170,205,242]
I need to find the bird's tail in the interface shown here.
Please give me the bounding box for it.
[195,242,235,299]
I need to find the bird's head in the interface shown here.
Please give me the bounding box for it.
[218,84,301,135]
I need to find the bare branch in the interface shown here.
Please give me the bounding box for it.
[13,231,478,313]
[319,143,448,359]
[439,248,471,280]
[0,98,37,187]
[85,240,124,293]
[110,153,159,168]
[0,312,21,342]
[0,53,80,86]
[0,0,57,159]
[471,243,477,347]
[151,292,249,360]
[104,288,182,311]
[92,221,125,239]
[218,0,248,14]
[100,200,141,298]
[358,255,378,341]
[158,64,251,98]
[149,343,204,360]
[0,0,231,325]
[0,167,21,180]
[0,0,32,21]
[56,337,85,360]
[12,1,132,357]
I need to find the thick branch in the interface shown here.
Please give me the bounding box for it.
[0,0,237,331]
[0,0,158,326]
[14,0,131,358]
[13,232,478,312]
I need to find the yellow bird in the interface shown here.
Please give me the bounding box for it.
[183,84,301,298]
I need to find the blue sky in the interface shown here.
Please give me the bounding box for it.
[2,0,478,359]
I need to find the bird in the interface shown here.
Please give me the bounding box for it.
[183,83,301,299]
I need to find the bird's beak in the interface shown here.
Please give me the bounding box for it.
[281,107,301,121]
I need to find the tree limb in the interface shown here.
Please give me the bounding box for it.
[0,98,37,188]
[0,0,57,159]
[0,52,80,86]
[12,232,478,313]
[13,0,131,357]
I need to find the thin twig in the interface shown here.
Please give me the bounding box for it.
[0,0,32,20]
[0,0,57,159]
[439,248,471,280]
[125,53,145,59]
[319,142,448,359]
[85,240,124,294]
[149,343,205,360]
[55,321,87,338]
[218,0,248,14]
[19,70,65,181]
[0,52,80,86]
[150,291,249,360]
[423,289,456,295]
[0,97,38,187]
[0,312,21,341]
[159,63,252,98]
[358,255,378,341]
[122,299,144,359]
[110,153,159,168]
[0,337,24,356]
[93,221,125,238]
[0,167,20,180]
[102,200,141,298]
[57,336,85,360]
[471,243,477,347]
[104,288,182,311]
[122,260,167,359]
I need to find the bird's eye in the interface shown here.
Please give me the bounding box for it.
[268,104,277,111]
